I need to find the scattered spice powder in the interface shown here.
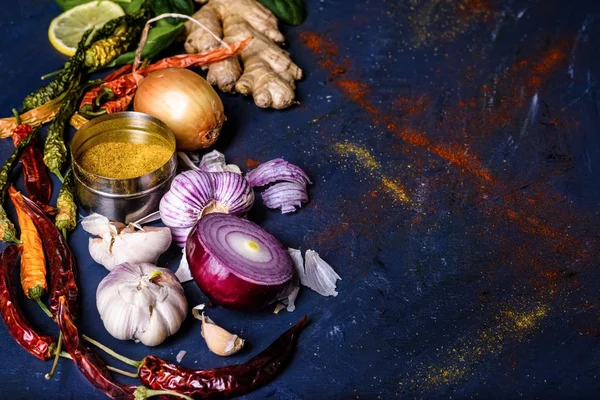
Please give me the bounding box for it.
[302,28,597,392]
[79,142,172,179]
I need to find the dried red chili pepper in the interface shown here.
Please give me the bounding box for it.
[0,245,55,361]
[11,123,52,209]
[57,296,137,399]
[139,315,308,399]
[19,195,78,319]
[79,64,133,111]
[79,38,252,117]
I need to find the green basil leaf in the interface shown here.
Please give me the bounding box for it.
[168,0,194,15]
[118,0,145,14]
[149,0,170,15]
[106,22,185,67]
[257,0,306,26]
[55,0,145,14]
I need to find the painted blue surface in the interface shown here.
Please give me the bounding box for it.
[1,0,600,399]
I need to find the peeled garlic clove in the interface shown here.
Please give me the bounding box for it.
[200,314,244,356]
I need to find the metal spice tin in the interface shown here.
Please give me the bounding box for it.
[71,112,177,223]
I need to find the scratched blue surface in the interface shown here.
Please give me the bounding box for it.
[2,0,600,399]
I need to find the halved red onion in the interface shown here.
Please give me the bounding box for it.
[186,213,293,310]
[246,158,312,188]
[160,170,254,247]
[261,181,309,213]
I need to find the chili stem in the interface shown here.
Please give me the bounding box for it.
[55,170,64,184]
[82,334,141,368]
[59,352,139,378]
[35,298,53,318]
[134,387,194,400]
[12,109,21,125]
[40,70,60,80]
[45,332,62,380]
[107,365,139,379]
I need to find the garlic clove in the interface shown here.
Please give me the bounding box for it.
[200,313,244,356]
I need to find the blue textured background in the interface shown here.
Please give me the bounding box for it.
[2,0,600,398]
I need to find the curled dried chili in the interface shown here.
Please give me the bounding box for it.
[0,125,39,243]
[0,245,55,361]
[79,37,252,117]
[8,187,47,306]
[21,30,91,112]
[19,195,79,319]
[55,168,77,238]
[139,315,308,399]
[85,12,148,70]
[11,117,52,208]
[56,296,137,399]
[43,80,88,182]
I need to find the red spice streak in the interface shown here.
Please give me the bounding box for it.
[244,157,261,168]
[301,31,599,332]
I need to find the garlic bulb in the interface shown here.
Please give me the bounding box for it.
[82,213,172,271]
[96,263,187,346]
[159,170,254,247]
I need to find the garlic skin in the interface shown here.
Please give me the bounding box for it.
[178,150,242,174]
[82,213,172,271]
[174,247,194,283]
[96,263,188,346]
[193,310,244,356]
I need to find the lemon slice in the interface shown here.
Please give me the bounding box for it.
[48,1,125,56]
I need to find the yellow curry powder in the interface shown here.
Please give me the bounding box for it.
[79,142,172,179]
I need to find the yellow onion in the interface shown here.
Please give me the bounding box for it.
[134,68,226,150]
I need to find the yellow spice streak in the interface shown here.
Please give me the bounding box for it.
[407,0,495,48]
[417,304,549,390]
[381,177,410,203]
[334,142,380,171]
[80,142,172,179]
[334,141,411,204]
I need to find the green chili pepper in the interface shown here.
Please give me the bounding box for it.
[257,0,306,25]
[0,127,39,243]
[86,23,138,69]
[55,168,77,238]
[21,31,92,112]
[42,79,96,182]
[85,10,149,69]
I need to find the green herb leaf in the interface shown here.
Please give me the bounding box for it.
[106,22,185,67]
[167,0,194,15]
[149,0,194,24]
[55,0,145,14]
[257,0,306,26]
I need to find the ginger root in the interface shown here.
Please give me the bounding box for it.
[185,0,302,109]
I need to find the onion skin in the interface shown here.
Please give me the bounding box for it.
[186,222,288,310]
[134,68,226,151]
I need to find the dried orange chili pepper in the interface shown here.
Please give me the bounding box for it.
[79,37,252,117]
[8,186,47,308]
